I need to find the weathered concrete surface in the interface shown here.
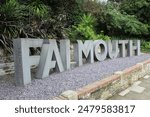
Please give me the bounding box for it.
[110,75,150,100]
[36,41,64,79]
[94,40,107,61]
[74,40,94,66]
[13,39,43,86]
[107,40,119,59]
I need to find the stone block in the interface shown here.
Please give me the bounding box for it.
[100,90,112,99]
[61,90,78,100]
[130,85,145,93]
[143,75,150,79]
[119,88,130,96]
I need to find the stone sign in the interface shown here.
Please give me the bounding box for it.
[13,39,140,86]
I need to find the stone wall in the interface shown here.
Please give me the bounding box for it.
[54,59,150,100]
[0,55,14,76]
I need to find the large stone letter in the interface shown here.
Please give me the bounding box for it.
[107,40,119,59]
[74,40,94,66]
[13,38,43,86]
[60,40,70,70]
[118,40,129,57]
[128,40,141,56]
[94,40,107,61]
[36,40,64,79]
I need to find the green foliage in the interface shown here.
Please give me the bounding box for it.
[141,40,150,53]
[1,0,148,54]
[68,14,110,42]
[24,0,54,39]
[82,1,107,33]
[119,0,150,40]
[141,40,150,49]
[43,0,84,25]
[120,0,150,25]
[83,1,105,15]
[106,8,149,35]
[0,0,27,53]
[85,1,150,38]
[27,0,49,19]
[0,0,85,53]
[0,0,53,53]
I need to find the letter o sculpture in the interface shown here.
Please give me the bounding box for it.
[94,40,107,61]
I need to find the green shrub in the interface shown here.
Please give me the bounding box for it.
[106,8,149,35]
[94,2,150,37]
[141,40,150,49]
[120,0,150,25]
[141,40,150,53]
[0,0,55,53]
[0,0,27,53]
[83,1,104,15]
[43,0,84,25]
[27,0,49,19]
[68,14,110,42]
[82,1,107,33]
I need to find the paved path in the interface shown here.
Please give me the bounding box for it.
[110,75,150,100]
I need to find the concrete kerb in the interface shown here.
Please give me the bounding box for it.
[54,59,150,100]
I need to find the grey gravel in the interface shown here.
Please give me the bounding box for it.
[0,54,150,100]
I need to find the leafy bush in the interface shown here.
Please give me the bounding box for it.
[43,0,84,25]
[28,0,84,39]
[141,40,150,49]
[141,40,150,53]
[0,0,55,53]
[120,0,150,25]
[0,0,27,53]
[82,1,107,33]
[0,0,85,54]
[105,8,149,35]
[23,0,54,39]
[83,1,104,15]
[27,0,49,19]
[84,1,150,38]
[68,14,110,42]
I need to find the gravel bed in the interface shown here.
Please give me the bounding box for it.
[0,54,150,100]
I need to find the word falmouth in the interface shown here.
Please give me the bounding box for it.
[13,39,140,86]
